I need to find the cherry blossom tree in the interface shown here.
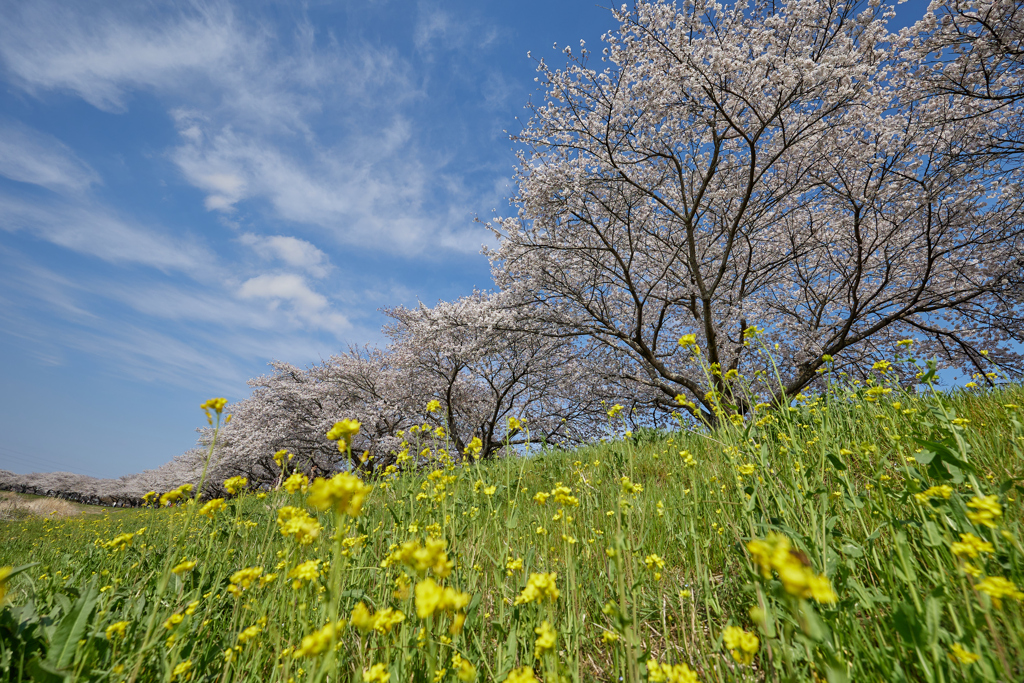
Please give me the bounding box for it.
[384,291,613,460]
[489,0,1024,422]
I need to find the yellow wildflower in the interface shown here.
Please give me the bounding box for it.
[966,495,1002,528]
[306,472,372,517]
[159,484,193,507]
[381,538,453,578]
[351,602,375,633]
[747,533,836,603]
[514,572,559,605]
[326,419,361,447]
[237,624,261,644]
[288,560,321,589]
[105,621,129,639]
[533,491,550,505]
[426,400,441,413]
[737,463,755,476]
[363,663,390,683]
[283,473,309,494]
[504,667,537,683]
[951,533,994,559]
[170,660,192,681]
[294,621,346,657]
[163,614,184,630]
[722,626,759,665]
[452,652,477,682]
[913,485,953,504]
[646,659,699,683]
[506,557,523,576]
[223,477,247,495]
[276,506,321,545]
[198,498,225,518]
[948,643,980,665]
[533,620,556,659]
[200,397,227,414]
[974,576,1024,608]
[171,560,196,575]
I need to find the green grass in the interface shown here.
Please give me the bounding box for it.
[2,374,1023,683]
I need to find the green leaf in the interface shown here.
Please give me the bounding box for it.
[27,657,68,683]
[826,454,847,471]
[44,579,98,670]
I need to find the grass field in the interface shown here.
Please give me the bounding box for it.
[2,364,1023,683]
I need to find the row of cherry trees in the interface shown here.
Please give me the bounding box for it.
[199,0,1022,487]
[204,293,627,485]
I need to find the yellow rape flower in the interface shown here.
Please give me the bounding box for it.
[237,624,262,644]
[277,506,321,545]
[326,419,361,447]
[948,643,980,664]
[747,533,836,603]
[294,620,346,658]
[451,652,477,682]
[283,473,309,494]
[504,667,537,683]
[163,614,184,630]
[159,484,193,507]
[198,498,225,518]
[974,576,1024,608]
[951,533,994,559]
[722,626,759,665]
[363,663,390,683]
[273,449,294,468]
[607,404,624,419]
[414,578,471,618]
[966,495,1002,528]
[426,400,441,413]
[223,477,248,496]
[306,472,372,517]
[170,660,192,681]
[533,620,556,659]
[171,560,196,575]
[646,659,700,683]
[913,485,953,504]
[200,397,227,414]
[381,538,453,578]
[105,621,129,639]
[514,572,559,605]
[288,560,321,589]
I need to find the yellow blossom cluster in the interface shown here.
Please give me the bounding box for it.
[198,498,225,518]
[381,538,453,577]
[514,572,559,605]
[966,495,1002,528]
[913,485,953,504]
[533,620,556,659]
[647,659,700,683]
[414,578,471,619]
[226,566,263,596]
[351,602,405,634]
[747,534,837,603]
[276,506,321,545]
[223,477,248,496]
[974,576,1024,608]
[307,472,373,517]
[294,620,346,658]
[160,484,193,507]
[287,560,321,589]
[722,626,759,665]
[326,419,361,448]
[283,472,309,494]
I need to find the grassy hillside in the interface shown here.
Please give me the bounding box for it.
[2,376,1023,683]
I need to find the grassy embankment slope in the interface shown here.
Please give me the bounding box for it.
[1,376,1023,683]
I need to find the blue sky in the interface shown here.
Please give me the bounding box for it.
[0,0,932,478]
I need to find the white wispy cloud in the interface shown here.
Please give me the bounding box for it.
[0,0,494,257]
[239,233,332,278]
[0,120,99,193]
[0,193,214,274]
